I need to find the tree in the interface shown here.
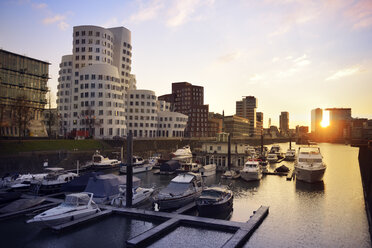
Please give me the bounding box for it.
[12,95,34,141]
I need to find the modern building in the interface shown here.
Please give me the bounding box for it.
[279,111,289,135]
[326,108,352,140]
[236,96,257,136]
[207,112,223,137]
[311,108,323,134]
[0,49,49,137]
[158,82,209,137]
[57,25,134,139]
[125,89,188,138]
[256,112,263,135]
[224,115,250,137]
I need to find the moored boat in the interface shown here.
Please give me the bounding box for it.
[120,156,154,174]
[196,186,233,218]
[199,164,216,177]
[240,160,262,182]
[91,151,121,169]
[221,170,240,179]
[155,172,203,210]
[294,146,326,183]
[111,186,154,207]
[26,192,100,227]
[285,148,296,161]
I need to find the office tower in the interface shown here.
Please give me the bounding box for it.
[311,108,323,133]
[256,112,263,135]
[0,49,49,137]
[236,96,257,136]
[279,111,289,134]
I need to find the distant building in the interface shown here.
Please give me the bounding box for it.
[158,82,209,137]
[208,112,223,137]
[0,49,49,137]
[236,96,257,136]
[279,111,289,135]
[350,118,368,140]
[224,115,250,137]
[326,108,352,140]
[311,108,323,133]
[256,112,264,135]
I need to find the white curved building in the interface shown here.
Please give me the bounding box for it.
[126,89,188,138]
[57,25,133,138]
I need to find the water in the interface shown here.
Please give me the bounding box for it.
[0,143,370,247]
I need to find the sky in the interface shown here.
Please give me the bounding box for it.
[1,0,371,128]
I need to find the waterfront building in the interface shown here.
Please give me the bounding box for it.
[125,89,188,138]
[57,25,133,139]
[256,112,263,135]
[158,82,209,137]
[223,115,250,137]
[279,111,289,135]
[236,96,257,136]
[207,112,223,137]
[0,49,49,137]
[311,108,323,134]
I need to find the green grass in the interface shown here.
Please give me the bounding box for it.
[0,139,113,155]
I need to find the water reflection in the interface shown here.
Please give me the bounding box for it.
[295,180,325,193]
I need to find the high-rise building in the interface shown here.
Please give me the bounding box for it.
[236,96,257,136]
[279,111,289,134]
[0,49,49,137]
[256,112,263,135]
[158,82,209,137]
[224,115,250,137]
[57,25,134,138]
[326,108,352,140]
[311,108,323,133]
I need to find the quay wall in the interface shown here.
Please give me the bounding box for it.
[0,137,290,174]
[358,146,372,239]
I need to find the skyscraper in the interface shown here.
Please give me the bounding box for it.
[279,111,289,134]
[326,108,352,140]
[311,108,323,133]
[236,96,257,136]
[57,25,134,138]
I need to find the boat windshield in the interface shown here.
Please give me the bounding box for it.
[161,182,193,196]
[299,158,322,163]
[62,194,90,207]
[201,190,222,198]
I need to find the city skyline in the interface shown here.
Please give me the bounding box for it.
[1,0,371,128]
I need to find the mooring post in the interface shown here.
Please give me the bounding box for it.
[126,131,133,207]
[228,133,231,170]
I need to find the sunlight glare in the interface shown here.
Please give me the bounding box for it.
[321,110,330,127]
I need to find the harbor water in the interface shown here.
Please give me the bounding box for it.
[0,143,370,247]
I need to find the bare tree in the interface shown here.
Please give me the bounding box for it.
[12,95,34,142]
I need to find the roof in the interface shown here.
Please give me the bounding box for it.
[0,49,51,64]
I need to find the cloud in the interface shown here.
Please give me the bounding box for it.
[32,3,47,9]
[271,57,279,63]
[42,14,69,30]
[293,54,311,67]
[344,0,372,29]
[326,66,361,81]
[129,0,164,23]
[218,51,241,63]
[103,17,119,28]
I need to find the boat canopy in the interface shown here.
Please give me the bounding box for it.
[64,193,92,206]
[61,172,103,192]
[160,182,193,196]
[172,173,195,183]
[160,160,181,172]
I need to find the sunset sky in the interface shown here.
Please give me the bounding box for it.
[1,0,371,128]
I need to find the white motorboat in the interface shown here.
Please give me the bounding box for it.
[120,156,154,174]
[285,148,296,161]
[111,186,154,207]
[221,170,240,179]
[295,146,326,183]
[176,162,201,173]
[267,153,279,163]
[0,173,48,191]
[27,192,100,227]
[240,160,262,181]
[268,145,284,162]
[29,168,77,194]
[155,172,203,210]
[171,145,193,161]
[91,151,121,169]
[199,164,216,177]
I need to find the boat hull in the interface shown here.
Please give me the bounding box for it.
[295,166,326,183]
[120,164,153,174]
[197,197,233,217]
[157,191,201,210]
[240,171,262,181]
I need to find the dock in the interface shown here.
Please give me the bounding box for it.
[124,205,269,248]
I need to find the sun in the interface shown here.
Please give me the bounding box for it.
[321,111,330,128]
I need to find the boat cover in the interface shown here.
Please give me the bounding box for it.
[84,174,140,199]
[61,172,103,192]
[160,182,192,196]
[160,160,181,172]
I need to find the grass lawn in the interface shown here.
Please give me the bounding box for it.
[0,139,112,155]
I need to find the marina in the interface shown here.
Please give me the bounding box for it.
[0,142,370,247]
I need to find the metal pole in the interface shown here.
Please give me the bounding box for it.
[126,131,133,207]
[227,133,231,170]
